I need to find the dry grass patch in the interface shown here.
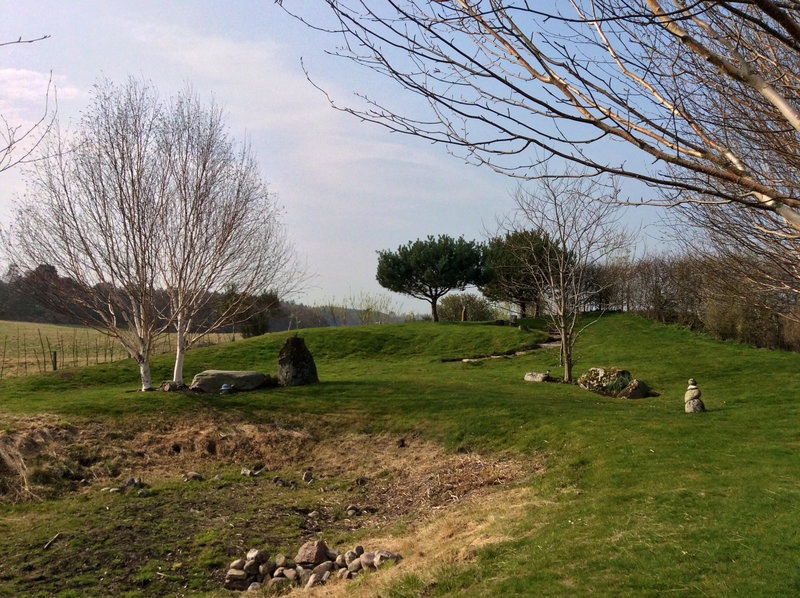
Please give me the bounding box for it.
[295,485,551,598]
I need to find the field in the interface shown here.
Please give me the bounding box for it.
[0,314,798,596]
[0,320,237,379]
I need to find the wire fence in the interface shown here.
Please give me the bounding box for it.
[0,326,237,379]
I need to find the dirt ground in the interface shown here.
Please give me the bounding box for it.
[0,413,546,595]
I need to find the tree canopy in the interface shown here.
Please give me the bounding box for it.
[376,235,486,321]
[482,229,554,318]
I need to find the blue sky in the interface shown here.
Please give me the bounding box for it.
[0,1,662,314]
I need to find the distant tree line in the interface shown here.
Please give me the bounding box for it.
[377,227,800,356]
[587,254,800,352]
[0,266,406,337]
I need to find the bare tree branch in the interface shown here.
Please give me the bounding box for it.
[0,35,55,174]
[282,2,800,231]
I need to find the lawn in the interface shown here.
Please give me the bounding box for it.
[0,314,798,596]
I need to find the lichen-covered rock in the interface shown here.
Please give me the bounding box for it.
[259,561,276,579]
[229,558,246,570]
[347,557,363,573]
[277,336,319,386]
[685,398,705,413]
[189,370,268,393]
[374,550,403,567]
[360,551,376,570]
[312,560,334,576]
[577,367,631,393]
[246,548,270,564]
[344,550,359,566]
[224,568,249,591]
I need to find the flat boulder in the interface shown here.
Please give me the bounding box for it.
[524,371,551,383]
[189,370,268,393]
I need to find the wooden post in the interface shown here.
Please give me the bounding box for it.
[51,351,57,371]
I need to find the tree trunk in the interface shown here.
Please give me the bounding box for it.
[139,359,153,391]
[561,327,573,383]
[519,302,528,318]
[173,318,187,385]
[431,299,439,322]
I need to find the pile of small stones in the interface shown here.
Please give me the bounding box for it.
[224,539,402,592]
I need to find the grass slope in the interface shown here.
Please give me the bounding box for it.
[0,315,798,596]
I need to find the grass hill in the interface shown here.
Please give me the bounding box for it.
[0,314,798,596]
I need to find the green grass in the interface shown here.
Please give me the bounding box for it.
[1,315,799,596]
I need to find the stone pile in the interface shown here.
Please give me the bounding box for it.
[684,378,705,413]
[224,539,402,592]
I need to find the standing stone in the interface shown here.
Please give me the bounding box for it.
[277,336,319,386]
[684,378,706,413]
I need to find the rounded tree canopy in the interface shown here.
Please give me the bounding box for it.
[376,234,487,321]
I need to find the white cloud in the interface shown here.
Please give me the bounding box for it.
[0,68,83,124]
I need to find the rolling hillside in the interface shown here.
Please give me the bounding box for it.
[0,314,798,596]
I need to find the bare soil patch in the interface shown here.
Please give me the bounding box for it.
[0,413,544,595]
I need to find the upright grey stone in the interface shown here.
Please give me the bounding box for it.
[277,336,319,386]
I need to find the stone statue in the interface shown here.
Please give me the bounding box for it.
[684,378,705,413]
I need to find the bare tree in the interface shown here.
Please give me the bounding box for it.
[671,201,800,324]
[1,35,55,174]
[8,79,168,390]
[160,89,301,385]
[7,78,301,389]
[284,2,800,237]
[503,174,631,382]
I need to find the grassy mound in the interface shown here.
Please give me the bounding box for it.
[0,315,798,596]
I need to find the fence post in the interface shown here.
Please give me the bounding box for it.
[52,351,57,371]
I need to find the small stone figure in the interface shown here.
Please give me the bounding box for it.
[684,378,706,413]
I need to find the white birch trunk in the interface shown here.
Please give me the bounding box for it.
[173,319,186,385]
[139,360,153,391]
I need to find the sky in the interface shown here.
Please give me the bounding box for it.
[0,1,662,315]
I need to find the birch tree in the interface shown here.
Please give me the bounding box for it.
[504,174,631,382]
[8,78,300,389]
[285,2,800,240]
[160,90,300,385]
[9,79,168,390]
